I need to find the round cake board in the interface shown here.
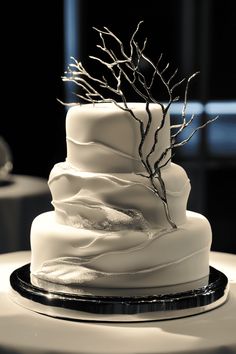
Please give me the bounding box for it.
[9,264,229,322]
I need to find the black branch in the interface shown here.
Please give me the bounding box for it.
[62,21,218,230]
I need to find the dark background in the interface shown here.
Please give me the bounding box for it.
[0,0,235,253]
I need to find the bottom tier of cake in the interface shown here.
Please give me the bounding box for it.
[30,211,212,292]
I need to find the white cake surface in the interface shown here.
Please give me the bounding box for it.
[30,103,212,292]
[48,161,190,230]
[31,210,211,290]
[66,103,170,172]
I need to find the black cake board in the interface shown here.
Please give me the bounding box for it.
[9,264,229,322]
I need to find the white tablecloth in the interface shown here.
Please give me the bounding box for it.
[0,251,236,354]
[0,175,51,253]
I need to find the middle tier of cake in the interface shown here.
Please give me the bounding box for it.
[48,162,190,230]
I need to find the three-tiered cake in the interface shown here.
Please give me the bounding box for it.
[30,103,212,294]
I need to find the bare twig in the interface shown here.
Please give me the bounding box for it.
[62,21,218,230]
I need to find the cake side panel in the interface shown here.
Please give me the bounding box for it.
[30,211,212,289]
[48,162,190,230]
[66,103,171,173]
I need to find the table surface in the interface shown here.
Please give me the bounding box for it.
[0,174,49,198]
[0,175,51,253]
[0,251,236,354]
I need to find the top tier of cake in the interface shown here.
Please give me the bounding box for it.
[66,103,170,173]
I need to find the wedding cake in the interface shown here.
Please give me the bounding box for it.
[30,102,212,294]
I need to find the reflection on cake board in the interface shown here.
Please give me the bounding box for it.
[10,264,229,322]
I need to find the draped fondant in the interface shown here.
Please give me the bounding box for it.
[66,103,171,172]
[30,103,212,291]
[48,162,190,229]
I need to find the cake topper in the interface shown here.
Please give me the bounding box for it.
[61,21,217,229]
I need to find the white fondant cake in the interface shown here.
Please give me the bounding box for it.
[30,103,212,293]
